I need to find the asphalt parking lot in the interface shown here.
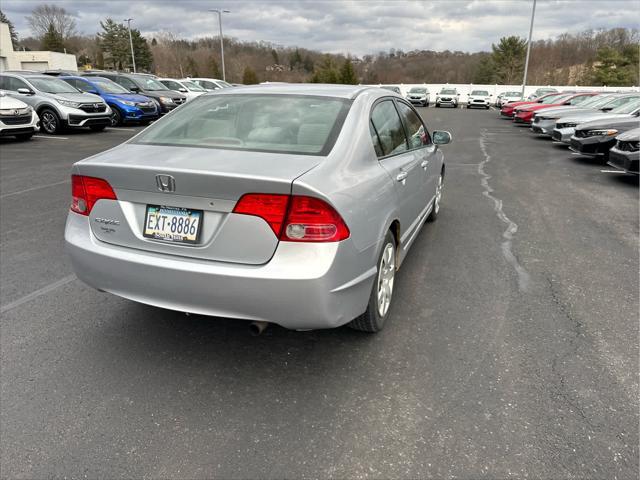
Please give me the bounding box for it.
[1,107,638,478]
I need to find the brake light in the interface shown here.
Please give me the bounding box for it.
[232,194,350,242]
[232,193,290,236]
[70,175,117,215]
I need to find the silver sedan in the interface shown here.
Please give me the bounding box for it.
[64,85,452,332]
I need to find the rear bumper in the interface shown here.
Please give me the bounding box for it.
[607,148,639,174]
[64,213,376,330]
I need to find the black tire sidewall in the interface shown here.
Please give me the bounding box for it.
[40,108,60,134]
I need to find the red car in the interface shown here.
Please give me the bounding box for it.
[512,92,598,124]
[500,92,563,117]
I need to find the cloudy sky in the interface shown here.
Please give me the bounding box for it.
[2,0,638,55]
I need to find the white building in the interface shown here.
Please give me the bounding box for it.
[0,22,78,72]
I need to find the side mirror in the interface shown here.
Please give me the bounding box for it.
[433,130,452,145]
[17,88,33,95]
[601,107,613,112]
[87,90,99,95]
[130,86,140,93]
[179,87,188,93]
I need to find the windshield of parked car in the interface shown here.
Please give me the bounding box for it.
[577,95,613,108]
[409,88,427,94]
[567,95,594,105]
[182,81,206,92]
[381,86,400,93]
[217,80,232,88]
[471,90,489,96]
[132,94,351,155]
[440,89,457,95]
[160,80,183,91]
[133,77,169,91]
[505,92,521,97]
[92,78,130,94]
[540,94,569,104]
[610,98,640,114]
[29,77,79,94]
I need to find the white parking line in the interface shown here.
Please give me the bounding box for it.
[600,169,627,174]
[0,274,76,314]
[107,127,137,132]
[0,179,70,199]
[33,135,68,140]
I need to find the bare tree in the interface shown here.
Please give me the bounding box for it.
[26,4,76,39]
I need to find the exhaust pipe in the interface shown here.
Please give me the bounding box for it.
[249,321,269,336]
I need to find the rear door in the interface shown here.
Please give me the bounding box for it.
[394,100,439,207]
[370,99,424,243]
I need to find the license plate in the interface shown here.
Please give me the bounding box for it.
[143,205,203,244]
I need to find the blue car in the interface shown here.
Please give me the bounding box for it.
[60,76,159,126]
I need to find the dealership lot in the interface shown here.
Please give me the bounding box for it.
[1,107,638,477]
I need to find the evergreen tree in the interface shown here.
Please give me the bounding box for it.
[310,56,340,83]
[185,56,199,77]
[41,23,65,53]
[591,45,639,86]
[0,10,18,49]
[242,66,259,85]
[490,36,527,84]
[340,58,358,84]
[302,55,314,73]
[129,28,153,71]
[473,56,495,84]
[271,49,279,64]
[289,48,303,70]
[208,57,220,78]
[98,18,129,69]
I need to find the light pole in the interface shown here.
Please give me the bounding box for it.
[209,9,230,81]
[124,18,136,73]
[521,0,536,98]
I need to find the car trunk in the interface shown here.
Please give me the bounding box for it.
[77,144,321,265]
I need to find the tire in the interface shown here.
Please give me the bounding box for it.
[39,108,62,135]
[425,102,429,107]
[14,133,33,141]
[435,103,439,108]
[427,171,444,222]
[110,108,122,127]
[485,105,490,110]
[90,125,107,132]
[349,231,396,333]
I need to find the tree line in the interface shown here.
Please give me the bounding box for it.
[1,5,638,87]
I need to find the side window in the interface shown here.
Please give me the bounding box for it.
[370,100,408,157]
[116,77,137,91]
[0,76,8,90]
[369,120,384,157]
[200,81,218,90]
[6,76,29,91]
[396,101,431,148]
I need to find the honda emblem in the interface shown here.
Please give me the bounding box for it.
[155,174,175,192]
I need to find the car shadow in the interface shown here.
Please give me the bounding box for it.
[607,173,639,187]
[568,154,607,167]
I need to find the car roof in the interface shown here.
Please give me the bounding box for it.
[210,83,373,99]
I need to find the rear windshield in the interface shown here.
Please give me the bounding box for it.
[132,94,351,155]
[504,92,521,96]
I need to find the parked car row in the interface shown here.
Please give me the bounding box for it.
[0,70,233,138]
[499,91,640,175]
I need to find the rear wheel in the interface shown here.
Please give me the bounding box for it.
[427,172,444,222]
[349,231,396,333]
[40,108,62,134]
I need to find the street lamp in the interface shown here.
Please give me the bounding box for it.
[124,18,136,73]
[209,9,230,81]
[521,0,537,98]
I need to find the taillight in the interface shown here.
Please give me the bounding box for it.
[70,175,117,216]
[232,194,350,242]
[232,193,290,236]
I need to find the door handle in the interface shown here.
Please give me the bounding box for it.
[420,160,429,169]
[396,171,408,182]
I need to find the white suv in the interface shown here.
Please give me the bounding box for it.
[467,90,492,109]
[435,88,459,108]
[187,77,233,91]
[0,92,39,140]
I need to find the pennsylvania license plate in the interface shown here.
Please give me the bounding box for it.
[143,205,203,244]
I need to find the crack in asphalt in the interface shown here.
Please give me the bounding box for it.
[478,131,531,292]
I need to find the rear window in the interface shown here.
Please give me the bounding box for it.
[132,94,351,155]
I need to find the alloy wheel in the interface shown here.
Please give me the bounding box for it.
[376,242,395,317]
[41,112,56,133]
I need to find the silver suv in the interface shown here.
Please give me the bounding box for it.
[0,72,111,134]
[406,87,430,107]
[435,88,459,108]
